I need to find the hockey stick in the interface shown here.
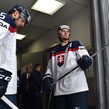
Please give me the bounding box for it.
[1,95,18,109]
[52,43,109,85]
[47,91,52,109]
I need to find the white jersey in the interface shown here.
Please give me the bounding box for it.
[0,12,17,94]
[45,41,89,96]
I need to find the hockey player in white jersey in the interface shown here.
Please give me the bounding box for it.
[0,5,31,109]
[42,25,93,109]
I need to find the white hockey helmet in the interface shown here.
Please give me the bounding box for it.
[57,25,70,34]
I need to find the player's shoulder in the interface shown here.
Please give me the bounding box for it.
[0,12,16,28]
[50,48,56,55]
[50,44,60,54]
[0,12,12,21]
[0,12,7,16]
[70,40,83,47]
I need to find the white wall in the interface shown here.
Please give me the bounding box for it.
[66,7,91,46]
[22,7,91,54]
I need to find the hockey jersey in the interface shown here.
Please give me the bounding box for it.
[45,41,89,96]
[0,12,17,94]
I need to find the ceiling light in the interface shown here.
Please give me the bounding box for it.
[31,0,65,15]
[16,34,26,40]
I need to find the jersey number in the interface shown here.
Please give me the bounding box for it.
[0,12,6,19]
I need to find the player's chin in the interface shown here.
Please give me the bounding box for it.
[63,37,69,40]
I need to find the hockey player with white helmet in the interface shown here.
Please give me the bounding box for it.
[42,25,93,109]
[0,5,31,108]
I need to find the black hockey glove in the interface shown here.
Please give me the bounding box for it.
[77,55,93,70]
[0,68,12,97]
[42,74,53,92]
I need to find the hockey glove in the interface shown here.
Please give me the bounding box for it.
[42,74,53,92]
[0,68,12,97]
[77,55,93,70]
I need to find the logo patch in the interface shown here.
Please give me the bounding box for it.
[57,55,64,67]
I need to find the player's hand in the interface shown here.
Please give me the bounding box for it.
[42,74,53,92]
[77,55,93,70]
[0,68,12,97]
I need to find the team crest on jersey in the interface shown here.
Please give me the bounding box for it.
[57,55,64,67]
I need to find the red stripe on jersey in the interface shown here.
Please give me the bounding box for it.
[8,26,17,33]
[51,50,65,58]
[56,51,65,55]
[50,47,79,59]
[69,47,79,51]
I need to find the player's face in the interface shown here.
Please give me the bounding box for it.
[15,17,26,28]
[59,28,70,42]
[12,11,26,28]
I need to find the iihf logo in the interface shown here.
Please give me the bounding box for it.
[57,55,64,67]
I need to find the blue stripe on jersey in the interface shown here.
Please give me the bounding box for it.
[50,41,83,58]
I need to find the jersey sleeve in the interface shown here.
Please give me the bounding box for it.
[45,57,52,76]
[0,12,10,45]
[45,49,54,77]
[0,12,16,45]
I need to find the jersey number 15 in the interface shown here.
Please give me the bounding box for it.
[0,12,6,19]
